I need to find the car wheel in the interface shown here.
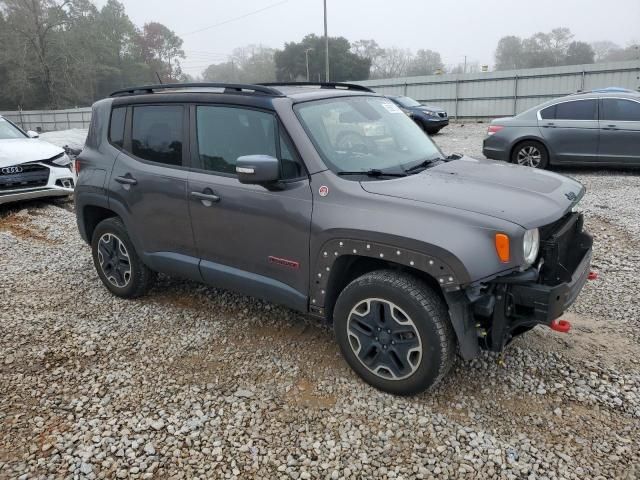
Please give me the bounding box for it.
[333,270,456,395]
[511,141,549,169]
[91,217,154,298]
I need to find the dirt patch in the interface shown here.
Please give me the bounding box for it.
[0,211,52,243]
[284,378,337,409]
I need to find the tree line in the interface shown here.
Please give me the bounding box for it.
[494,27,639,71]
[0,0,186,110]
[0,0,637,111]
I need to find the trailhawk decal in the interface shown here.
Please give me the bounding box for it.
[268,256,300,269]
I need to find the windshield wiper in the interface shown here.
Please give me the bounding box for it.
[337,169,407,178]
[404,157,443,174]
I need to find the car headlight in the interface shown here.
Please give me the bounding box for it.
[523,228,540,266]
[52,153,72,167]
[423,110,435,116]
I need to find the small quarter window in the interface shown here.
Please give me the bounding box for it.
[540,105,555,120]
[109,107,126,148]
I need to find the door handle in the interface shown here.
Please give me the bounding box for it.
[114,175,138,185]
[191,191,220,203]
[542,122,555,128]
[603,124,618,130]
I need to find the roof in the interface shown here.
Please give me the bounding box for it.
[109,82,378,104]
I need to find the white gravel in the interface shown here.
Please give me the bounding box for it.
[1,126,639,479]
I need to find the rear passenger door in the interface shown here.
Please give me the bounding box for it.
[538,99,599,164]
[108,104,199,279]
[187,104,312,310]
[598,97,640,165]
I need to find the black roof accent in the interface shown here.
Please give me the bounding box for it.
[110,82,284,97]
[258,82,375,93]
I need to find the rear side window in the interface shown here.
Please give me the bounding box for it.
[554,100,597,120]
[601,98,640,121]
[130,105,183,166]
[109,107,126,148]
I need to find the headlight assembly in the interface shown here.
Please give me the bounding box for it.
[52,153,72,167]
[523,228,540,266]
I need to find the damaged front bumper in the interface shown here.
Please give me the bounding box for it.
[450,212,593,359]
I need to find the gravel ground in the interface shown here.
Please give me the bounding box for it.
[1,127,639,479]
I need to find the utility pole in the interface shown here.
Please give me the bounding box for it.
[305,48,313,81]
[323,0,329,82]
[463,55,467,74]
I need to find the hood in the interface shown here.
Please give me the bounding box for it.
[0,138,64,167]
[418,105,445,113]
[360,156,584,229]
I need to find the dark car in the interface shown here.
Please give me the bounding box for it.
[386,95,449,134]
[75,82,592,395]
[483,90,640,168]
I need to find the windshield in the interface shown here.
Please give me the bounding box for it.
[295,96,442,175]
[0,118,27,139]
[393,96,421,108]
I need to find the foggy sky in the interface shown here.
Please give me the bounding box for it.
[95,0,640,75]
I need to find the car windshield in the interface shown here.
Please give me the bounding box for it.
[393,96,422,108]
[295,96,443,175]
[0,118,27,139]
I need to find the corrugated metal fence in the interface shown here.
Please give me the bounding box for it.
[0,107,92,132]
[355,60,640,119]
[2,61,639,130]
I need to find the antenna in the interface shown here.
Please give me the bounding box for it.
[155,72,163,84]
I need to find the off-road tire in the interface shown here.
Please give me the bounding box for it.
[333,270,456,395]
[91,217,154,298]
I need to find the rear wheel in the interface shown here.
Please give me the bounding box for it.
[333,270,455,395]
[91,217,154,298]
[511,140,549,169]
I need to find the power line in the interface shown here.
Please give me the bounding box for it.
[181,0,289,36]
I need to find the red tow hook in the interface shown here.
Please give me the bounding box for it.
[550,319,571,333]
[588,271,598,281]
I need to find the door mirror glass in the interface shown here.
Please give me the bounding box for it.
[236,155,280,184]
[27,130,40,138]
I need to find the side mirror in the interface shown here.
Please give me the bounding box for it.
[236,155,280,185]
[27,130,40,138]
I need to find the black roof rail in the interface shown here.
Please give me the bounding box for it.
[110,82,284,97]
[258,81,375,93]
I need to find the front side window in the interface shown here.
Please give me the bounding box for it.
[196,106,304,178]
[540,105,556,119]
[130,105,183,166]
[295,96,442,175]
[601,98,640,122]
[554,99,597,120]
[0,118,27,139]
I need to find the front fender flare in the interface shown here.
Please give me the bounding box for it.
[309,234,470,310]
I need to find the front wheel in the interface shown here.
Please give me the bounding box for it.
[511,140,549,169]
[333,270,456,395]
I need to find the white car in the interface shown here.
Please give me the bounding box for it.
[0,115,76,205]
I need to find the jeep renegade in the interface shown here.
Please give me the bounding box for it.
[75,82,593,395]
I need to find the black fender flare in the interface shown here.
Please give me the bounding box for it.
[310,231,471,308]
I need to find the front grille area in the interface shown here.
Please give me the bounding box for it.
[539,212,591,285]
[437,112,447,118]
[0,164,50,191]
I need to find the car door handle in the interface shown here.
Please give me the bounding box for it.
[191,191,220,203]
[603,124,618,130]
[542,122,555,128]
[114,175,137,185]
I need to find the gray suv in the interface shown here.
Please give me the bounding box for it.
[483,89,640,168]
[76,82,593,395]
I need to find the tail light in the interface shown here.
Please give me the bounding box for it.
[487,125,504,136]
[73,158,80,174]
